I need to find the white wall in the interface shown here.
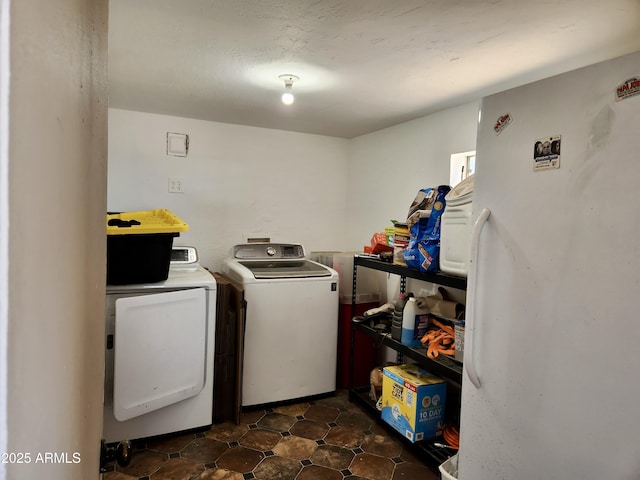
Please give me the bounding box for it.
[107,102,480,270]
[0,0,9,476]
[6,1,108,479]
[345,101,480,250]
[108,109,350,271]
[107,102,479,311]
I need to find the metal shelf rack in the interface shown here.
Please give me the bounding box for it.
[348,255,466,470]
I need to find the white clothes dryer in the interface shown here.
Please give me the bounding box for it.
[103,247,216,446]
[221,243,339,407]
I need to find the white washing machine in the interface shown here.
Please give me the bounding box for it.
[221,243,339,407]
[103,246,216,445]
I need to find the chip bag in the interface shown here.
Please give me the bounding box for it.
[403,185,451,272]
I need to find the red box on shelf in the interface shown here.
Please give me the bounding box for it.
[370,232,393,254]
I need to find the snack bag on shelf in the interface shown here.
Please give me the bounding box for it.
[403,185,450,272]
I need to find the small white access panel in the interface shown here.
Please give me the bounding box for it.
[113,288,206,421]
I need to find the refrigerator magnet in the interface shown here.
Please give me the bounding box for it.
[616,76,640,102]
[533,135,561,171]
[493,113,512,135]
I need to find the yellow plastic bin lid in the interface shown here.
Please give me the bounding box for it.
[106,209,189,235]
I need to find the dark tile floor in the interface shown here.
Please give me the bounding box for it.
[102,391,439,480]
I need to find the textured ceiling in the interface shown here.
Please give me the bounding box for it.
[108,0,640,138]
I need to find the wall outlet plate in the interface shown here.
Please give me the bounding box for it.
[168,177,184,193]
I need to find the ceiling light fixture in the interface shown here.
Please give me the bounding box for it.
[279,74,299,105]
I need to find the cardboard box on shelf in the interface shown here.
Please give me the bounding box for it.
[370,232,393,254]
[381,364,446,443]
[384,226,395,246]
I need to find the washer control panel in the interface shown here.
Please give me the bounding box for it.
[232,243,305,260]
[170,246,198,264]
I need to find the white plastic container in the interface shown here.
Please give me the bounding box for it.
[440,175,474,277]
[401,297,430,347]
[439,453,459,480]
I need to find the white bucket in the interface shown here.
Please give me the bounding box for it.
[439,453,459,480]
[440,176,474,277]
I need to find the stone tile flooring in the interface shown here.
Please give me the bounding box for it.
[102,391,440,480]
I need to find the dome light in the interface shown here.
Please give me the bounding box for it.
[281,91,295,105]
[279,74,299,106]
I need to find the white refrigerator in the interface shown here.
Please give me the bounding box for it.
[459,51,640,479]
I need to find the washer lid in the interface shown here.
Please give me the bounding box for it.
[239,259,332,279]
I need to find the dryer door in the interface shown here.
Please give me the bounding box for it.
[113,288,207,421]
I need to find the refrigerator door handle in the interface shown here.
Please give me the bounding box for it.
[464,207,491,389]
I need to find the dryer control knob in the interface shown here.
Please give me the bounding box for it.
[266,246,277,257]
